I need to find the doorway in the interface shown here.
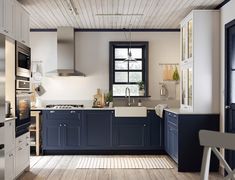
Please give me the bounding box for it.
[225,19,235,169]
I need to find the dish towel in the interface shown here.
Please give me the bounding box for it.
[155,104,168,118]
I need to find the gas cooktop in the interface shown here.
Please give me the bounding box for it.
[46,104,84,109]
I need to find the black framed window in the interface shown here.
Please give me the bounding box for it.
[109,41,149,97]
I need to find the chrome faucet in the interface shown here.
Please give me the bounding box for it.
[125,87,131,106]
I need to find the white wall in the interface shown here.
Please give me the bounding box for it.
[30,31,180,103]
[220,0,235,132]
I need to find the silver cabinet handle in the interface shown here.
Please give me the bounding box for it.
[9,154,13,157]
[225,105,231,109]
[70,111,76,113]
[50,111,55,113]
[4,29,8,33]
[173,115,177,118]
[18,147,22,151]
[59,124,62,127]
[26,143,29,146]
[64,124,66,127]
[18,140,22,143]
[22,40,25,43]
[144,124,146,127]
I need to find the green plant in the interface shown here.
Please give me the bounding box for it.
[105,91,113,102]
[137,81,145,90]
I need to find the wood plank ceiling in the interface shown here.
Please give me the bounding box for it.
[19,0,223,29]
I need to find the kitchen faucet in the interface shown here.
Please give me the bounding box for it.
[125,87,131,106]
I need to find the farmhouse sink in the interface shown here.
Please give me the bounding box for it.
[114,106,147,117]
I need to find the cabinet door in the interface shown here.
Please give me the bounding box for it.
[0,0,4,30]
[21,10,30,46]
[181,25,187,61]
[84,111,111,148]
[42,118,63,149]
[5,150,15,180]
[64,122,81,149]
[4,0,13,36]
[113,117,148,149]
[13,3,21,41]
[148,110,162,148]
[4,120,15,152]
[188,20,193,58]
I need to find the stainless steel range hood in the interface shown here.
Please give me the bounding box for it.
[47,27,85,76]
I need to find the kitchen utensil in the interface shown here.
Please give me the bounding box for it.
[35,85,46,96]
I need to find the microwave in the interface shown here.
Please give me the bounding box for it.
[16,42,31,78]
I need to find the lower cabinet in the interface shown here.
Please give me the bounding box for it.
[15,132,30,177]
[42,110,82,151]
[42,110,163,151]
[83,110,112,149]
[164,110,219,172]
[5,149,15,180]
[113,118,148,149]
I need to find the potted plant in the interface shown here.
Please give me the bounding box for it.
[105,91,113,107]
[138,81,145,96]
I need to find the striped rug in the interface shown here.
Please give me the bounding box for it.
[76,155,173,169]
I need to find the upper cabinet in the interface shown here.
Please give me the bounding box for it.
[180,10,220,113]
[0,0,30,46]
[0,0,14,38]
[13,3,30,46]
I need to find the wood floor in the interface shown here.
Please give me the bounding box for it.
[19,155,223,180]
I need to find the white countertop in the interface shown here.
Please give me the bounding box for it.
[31,107,156,111]
[164,108,220,115]
[5,117,17,121]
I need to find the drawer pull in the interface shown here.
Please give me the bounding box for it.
[18,147,22,151]
[26,143,29,146]
[50,111,55,113]
[70,111,76,113]
[59,124,62,127]
[173,115,177,118]
[22,40,25,43]
[144,124,146,127]
[64,124,67,127]
[4,29,8,33]
[18,140,22,143]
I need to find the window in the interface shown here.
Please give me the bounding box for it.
[109,42,149,97]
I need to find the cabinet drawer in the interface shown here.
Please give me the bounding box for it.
[46,110,81,121]
[166,112,178,125]
[16,132,30,147]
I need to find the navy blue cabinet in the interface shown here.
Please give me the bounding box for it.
[42,110,82,151]
[113,116,149,149]
[83,110,113,149]
[164,110,219,172]
[147,110,163,149]
[165,112,178,162]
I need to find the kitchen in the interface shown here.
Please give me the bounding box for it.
[1,0,235,179]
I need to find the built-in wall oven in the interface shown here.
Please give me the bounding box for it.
[16,42,31,78]
[15,78,31,137]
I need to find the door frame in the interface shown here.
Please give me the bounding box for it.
[225,18,235,167]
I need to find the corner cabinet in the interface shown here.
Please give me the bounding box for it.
[180,10,220,113]
[164,110,220,172]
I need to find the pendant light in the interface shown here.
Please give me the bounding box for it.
[123,25,136,62]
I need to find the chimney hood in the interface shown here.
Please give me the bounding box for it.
[47,27,85,76]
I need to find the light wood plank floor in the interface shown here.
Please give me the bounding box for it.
[19,156,223,180]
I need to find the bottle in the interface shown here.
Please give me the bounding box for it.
[138,99,142,107]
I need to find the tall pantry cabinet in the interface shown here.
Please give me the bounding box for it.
[180,10,220,113]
